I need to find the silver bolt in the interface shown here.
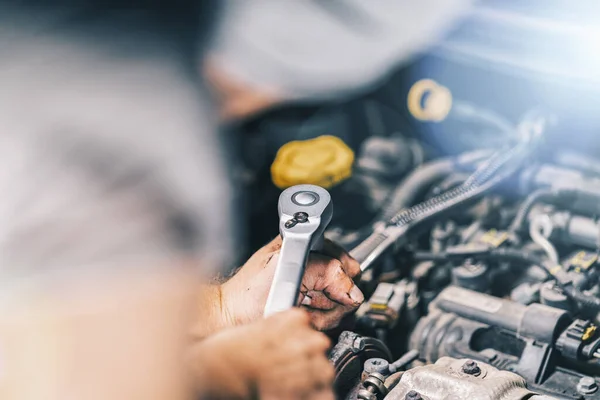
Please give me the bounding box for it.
[364,358,390,375]
[352,337,366,353]
[357,388,377,400]
[405,390,423,400]
[461,359,481,376]
[577,376,598,395]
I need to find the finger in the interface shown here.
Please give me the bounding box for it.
[309,356,336,388]
[273,308,310,327]
[286,333,329,360]
[304,254,363,308]
[301,290,337,310]
[323,239,361,278]
[318,359,335,386]
[288,330,330,355]
[322,261,364,307]
[304,332,331,354]
[309,307,352,331]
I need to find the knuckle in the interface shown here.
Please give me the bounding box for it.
[327,262,345,281]
[347,259,361,275]
[332,260,344,273]
[307,255,328,276]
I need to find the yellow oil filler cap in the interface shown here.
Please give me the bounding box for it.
[271,135,354,189]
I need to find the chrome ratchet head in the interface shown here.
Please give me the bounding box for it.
[263,184,333,317]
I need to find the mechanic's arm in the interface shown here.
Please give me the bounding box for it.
[193,236,363,339]
[205,1,474,120]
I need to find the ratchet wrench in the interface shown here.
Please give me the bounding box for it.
[263,184,333,317]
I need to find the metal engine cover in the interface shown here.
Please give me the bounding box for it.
[386,357,556,400]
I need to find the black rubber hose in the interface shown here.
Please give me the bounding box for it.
[414,247,553,277]
[352,114,547,270]
[352,142,537,269]
[352,158,527,268]
[567,289,600,314]
[379,150,493,222]
[331,151,491,251]
[379,157,454,222]
[390,141,532,227]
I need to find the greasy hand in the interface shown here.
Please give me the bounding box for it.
[221,236,363,330]
[191,309,334,400]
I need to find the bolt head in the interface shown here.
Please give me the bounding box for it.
[352,337,366,353]
[364,358,390,375]
[578,376,598,394]
[406,390,423,400]
[461,359,481,375]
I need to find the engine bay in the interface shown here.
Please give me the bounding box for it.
[226,3,600,398]
[322,115,600,400]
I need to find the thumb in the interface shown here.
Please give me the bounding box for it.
[321,259,364,307]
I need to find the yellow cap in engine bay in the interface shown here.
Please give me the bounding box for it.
[271,135,354,189]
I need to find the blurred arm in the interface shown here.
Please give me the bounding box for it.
[0,6,231,399]
[206,0,475,120]
[192,284,235,340]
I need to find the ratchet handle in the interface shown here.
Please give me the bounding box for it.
[263,184,333,317]
[264,234,313,317]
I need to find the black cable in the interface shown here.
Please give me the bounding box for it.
[352,115,545,270]
[414,247,553,278]
[414,247,600,314]
[351,144,536,268]
[378,150,493,223]
[391,156,521,228]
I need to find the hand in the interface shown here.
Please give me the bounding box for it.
[191,309,335,400]
[221,236,364,330]
[204,59,282,120]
